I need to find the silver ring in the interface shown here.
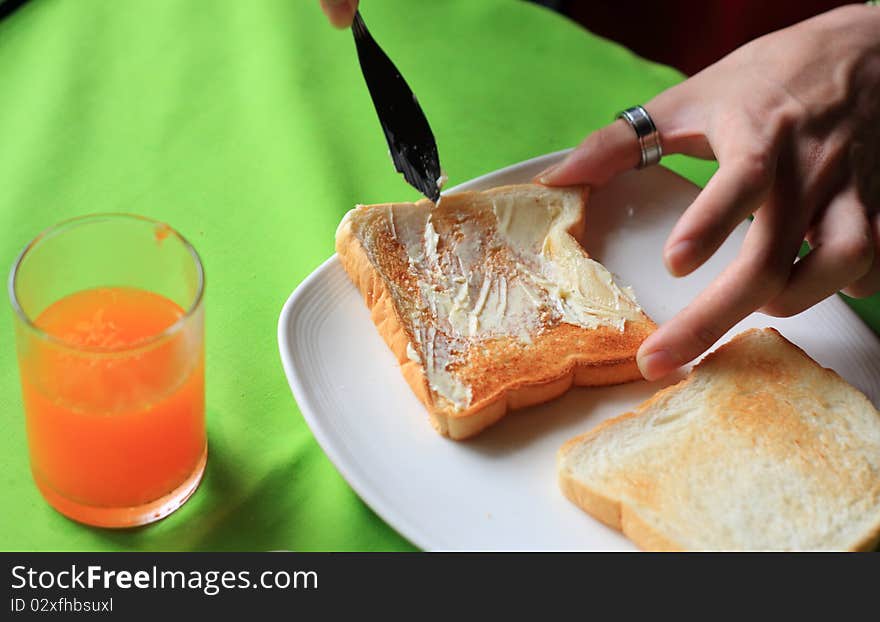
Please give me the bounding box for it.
[616,105,663,168]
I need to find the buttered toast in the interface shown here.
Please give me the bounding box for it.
[558,328,880,551]
[336,184,655,439]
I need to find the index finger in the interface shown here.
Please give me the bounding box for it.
[636,203,803,380]
[538,85,711,188]
[537,118,641,187]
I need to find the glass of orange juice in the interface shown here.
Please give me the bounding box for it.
[8,214,206,528]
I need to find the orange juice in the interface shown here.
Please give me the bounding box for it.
[19,286,205,526]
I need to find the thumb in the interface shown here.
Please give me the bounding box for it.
[320,0,359,29]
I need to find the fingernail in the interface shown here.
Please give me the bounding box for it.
[665,240,697,276]
[536,163,560,184]
[637,348,678,380]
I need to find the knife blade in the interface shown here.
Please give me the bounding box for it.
[351,10,443,203]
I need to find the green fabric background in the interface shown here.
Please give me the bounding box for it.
[0,0,876,551]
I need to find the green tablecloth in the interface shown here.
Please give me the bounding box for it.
[0,0,876,551]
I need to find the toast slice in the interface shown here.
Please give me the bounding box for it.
[558,328,880,551]
[336,184,655,439]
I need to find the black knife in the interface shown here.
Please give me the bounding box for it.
[351,11,443,203]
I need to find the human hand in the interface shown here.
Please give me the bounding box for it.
[320,0,359,28]
[539,5,880,380]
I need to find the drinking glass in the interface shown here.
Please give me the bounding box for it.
[9,214,206,528]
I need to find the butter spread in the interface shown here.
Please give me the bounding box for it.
[436,170,449,191]
[406,341,419,363]
[353,190,643,412]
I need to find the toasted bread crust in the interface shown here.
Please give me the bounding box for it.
[337,184,655,440]
[558,328,880,551]
[558,409,681,551]
[558,466,680,552]
[336,214,436,410]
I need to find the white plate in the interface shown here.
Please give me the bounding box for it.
[278,150,880,551]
